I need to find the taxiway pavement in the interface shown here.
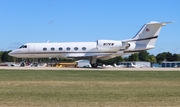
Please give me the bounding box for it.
[0,66,180,71]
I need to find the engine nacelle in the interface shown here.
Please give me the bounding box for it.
[97,40,122,51]
[126,42,136,51]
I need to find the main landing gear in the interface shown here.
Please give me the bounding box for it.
[90,56,98,68]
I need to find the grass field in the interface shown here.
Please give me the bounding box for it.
[0,70,180,107]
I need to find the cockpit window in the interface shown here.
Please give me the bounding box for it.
[19,45,27,49]
[19,45,23,49]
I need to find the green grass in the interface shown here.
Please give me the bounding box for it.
[0,70,180,107]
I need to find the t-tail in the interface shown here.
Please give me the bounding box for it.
[122,21,172,53]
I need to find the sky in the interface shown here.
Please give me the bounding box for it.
[0,0,179,55]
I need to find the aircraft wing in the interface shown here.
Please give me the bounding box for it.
[65,53,112,59]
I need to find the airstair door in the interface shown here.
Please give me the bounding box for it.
[28,45,35,56]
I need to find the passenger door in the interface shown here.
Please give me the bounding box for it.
[28,45,35,56]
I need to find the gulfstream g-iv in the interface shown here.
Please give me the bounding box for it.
[9,21,171,68]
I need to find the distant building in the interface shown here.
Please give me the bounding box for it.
[161,61,180,67]
[152,63,162,68]
[118,61,151,68]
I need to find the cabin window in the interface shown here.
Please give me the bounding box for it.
[74,47,78,51]
[51,47,55,51]
[43,47,47,51]
[82,47,86,50]
[59,47,63,51]
[66,47,70,51]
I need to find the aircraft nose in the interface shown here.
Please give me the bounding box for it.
[8,51,14,56]
[8,50,18,57]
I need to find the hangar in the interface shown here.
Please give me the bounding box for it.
[161,61,180,67]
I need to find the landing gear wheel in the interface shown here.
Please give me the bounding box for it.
[90,56,98,68]
[91,63,98,68]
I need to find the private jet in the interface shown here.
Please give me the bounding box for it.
[129,63,147,68]
[9,21,171,68]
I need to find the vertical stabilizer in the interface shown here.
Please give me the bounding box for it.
[132,21,171,47]
[122,21,172,52]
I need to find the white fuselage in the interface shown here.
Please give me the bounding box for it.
[9,42,120,58]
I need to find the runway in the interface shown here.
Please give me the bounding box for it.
[1,66,180,71]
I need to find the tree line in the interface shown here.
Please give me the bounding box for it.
[1,50,180,64]
[98,51,180,65]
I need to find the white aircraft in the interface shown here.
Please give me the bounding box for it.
[114,63,125,68]
[102,64,114,68]
[9,21,171,68]
[129,63,146,68]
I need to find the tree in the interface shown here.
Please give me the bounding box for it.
[123,57,129,61]
[97,56,124,65]
[166,52,173,61]
[1,51,14,62]
[128,53,139,61]
[172,54,179,61]
[156,52,166,63]
[155,52,175,63]
[177,54,180,61]
[138,51,149,61]
[0,51,3,62]
[148,55,157,63]
[114,56,124,63]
